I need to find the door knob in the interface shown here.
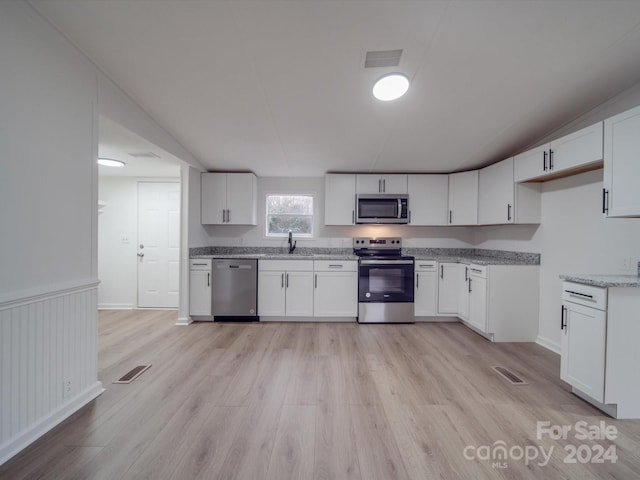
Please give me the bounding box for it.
[137,253,144,258]
[139,244,144,249]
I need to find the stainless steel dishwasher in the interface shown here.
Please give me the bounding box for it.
[211,258,259,321]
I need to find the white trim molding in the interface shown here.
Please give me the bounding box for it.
[176,316,193,326]
[0,278,100,311]
[0,281,101,465]
[0,382,104,466]
[536,334,561,354]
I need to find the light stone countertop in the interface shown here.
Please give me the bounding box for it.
[560,274,640,288]
[190,246,540,266]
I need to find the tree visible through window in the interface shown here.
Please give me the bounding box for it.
[266,194,314,237]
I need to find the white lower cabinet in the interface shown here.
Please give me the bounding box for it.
[259,259,357,320]
[560,281,640,418]
[286,271,315,316]
[467,267,487,333]
[314,261,358,317]
[457,264,470,321]
[258,260,314,318]
[189,259,212,318]
[561,296,606,403]
[437,263,460,314]
[258,270,288,316]
[414,261,438,317]
[436,262,538,341]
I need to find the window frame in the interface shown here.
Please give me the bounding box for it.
[264,192,316,239]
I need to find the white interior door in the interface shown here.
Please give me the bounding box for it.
[138,182,180,308]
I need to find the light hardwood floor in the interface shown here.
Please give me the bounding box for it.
[2,310,640,479]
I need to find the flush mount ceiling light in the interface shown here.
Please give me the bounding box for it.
[98,157,126,167]
[372,73,409,101]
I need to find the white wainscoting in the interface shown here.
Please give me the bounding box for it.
[0,280,104,465]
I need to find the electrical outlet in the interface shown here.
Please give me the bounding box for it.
[121,236,130,244]
[63,378,72,399]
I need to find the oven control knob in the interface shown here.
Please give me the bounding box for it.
[365,292,371,298]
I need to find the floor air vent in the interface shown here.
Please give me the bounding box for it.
[114,365,151,384]
[492,366,527,385]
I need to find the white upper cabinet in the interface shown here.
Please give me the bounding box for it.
[603,105,640,217]
[448,170,478,225]
[514,122,603,182]
[325,174,356,225]
[407,174,449,225]
[356,174,407,194]
[478,158,515,225]
[201,172,257,225]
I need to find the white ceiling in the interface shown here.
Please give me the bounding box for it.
[31,0,640,177]
[99,116,182,178]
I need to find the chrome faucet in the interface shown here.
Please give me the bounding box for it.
[288,231,296,254]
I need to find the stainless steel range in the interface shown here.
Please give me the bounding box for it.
[354,237,415,323]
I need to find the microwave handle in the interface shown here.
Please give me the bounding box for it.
[397,198,402,219]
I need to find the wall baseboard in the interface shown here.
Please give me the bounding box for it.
[0,382,104,466]
[98,303,134,310]
[536,334,561,354]
[176,316,193,326]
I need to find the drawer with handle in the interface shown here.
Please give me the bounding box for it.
[190,259,212,270]
[314,260,358,272]
[562,282,607,310]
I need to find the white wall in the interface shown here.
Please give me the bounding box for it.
[473,79,640,352]
[197,176,475,249]
[474,169,640,352]
[0,1,102,464]
[187,166,211,248]
[0,2,97,295]
[0,1,201,465]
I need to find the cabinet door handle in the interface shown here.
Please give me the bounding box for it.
[416,273,419,288]
[315,274,318,288]
[378,179,382,193]
[352,210,355,224]
[281,273,284,288]
[602,188,609,214]
[507,204,512,221]
[561,305,567,330]
[549,149,554,170]
[543,151,547,171]
[468,277,472,292]
[286,273,289,288]
[449,210,452,224]
[565,290,594,299]
[207,272,210,287]
[440,265,444,279]
[227,209,230,223]
[465,266,468,281]
[222,209,226,223]
[383,179,386,192]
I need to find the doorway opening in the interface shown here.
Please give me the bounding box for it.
[97,116,183,311]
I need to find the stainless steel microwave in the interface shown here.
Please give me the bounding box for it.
[356,194,409,224]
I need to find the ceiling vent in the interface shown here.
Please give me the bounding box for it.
[364,49,403,68]
[128,151,161,159]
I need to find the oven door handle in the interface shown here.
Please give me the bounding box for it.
[359,259,414,265]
